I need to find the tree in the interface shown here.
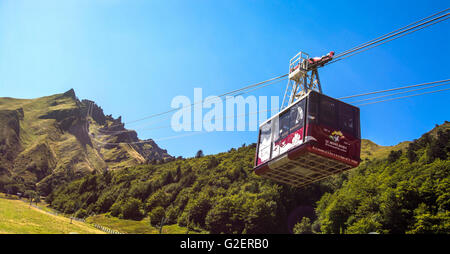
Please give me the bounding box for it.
[165,206,179,224]
[293,217,312,234]
[205,195,246,234]
[346,217,382,234]
[185,194,212,227]
[149,206,165,226]
[145,189,170,212]
[195,150,204,158]
[205,197,234,234]
[75,208,88,219]
[122,198,143,220]
[244,199,277,234]
[387,150,402,163]
[428,130,450,161]
[407,142,418,162]
[408,212,450,234]
[24,190,37,207]
[110,201,122,217]
[34,195,41,205]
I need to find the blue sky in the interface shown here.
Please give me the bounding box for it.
[0,0,449,157]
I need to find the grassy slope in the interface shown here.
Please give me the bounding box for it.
[0,196,104,234]
[360,139,410,160]
[86,214,201,234]
[359,122,449,160]
[0,94,97,180]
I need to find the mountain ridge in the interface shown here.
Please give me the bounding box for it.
[0,89,172,195]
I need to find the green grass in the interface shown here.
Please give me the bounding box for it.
[360,139,410,160]
[0,196,104,234]
[86,214,204,234]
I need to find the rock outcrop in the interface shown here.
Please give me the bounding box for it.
[0,89,172,195]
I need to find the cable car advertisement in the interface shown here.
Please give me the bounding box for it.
[305,92,361,167]
[305,124,360,167]
[272,128,304,157]
[255,99,306,166]
[272,100,306,158]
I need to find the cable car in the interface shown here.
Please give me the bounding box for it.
[254,51,361,187]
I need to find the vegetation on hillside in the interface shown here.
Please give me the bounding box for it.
[46,123,450,234]
[47,144,341,234]
[314,124,450,234]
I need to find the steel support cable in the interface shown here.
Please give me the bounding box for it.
[105,80,448,134]
[334,8,449,58]
[338,79,450,100]
[331,11,449,62]
[99,81,450,135]
[97,76,288,135]
[95,87,450,144]
[92,110,274,145]
[93,108,282,144]
[92,79,449,144]
[327,15,450,66]
[124,74,288,125]
[137,80,450,133]
[356,87,450,106]
[91,87,450,144]
[98,107,281,135]
[90,78,287,144]
[96,74,288,134]
[349,82,450,103]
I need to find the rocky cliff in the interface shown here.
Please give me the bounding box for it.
[0,89,172,195]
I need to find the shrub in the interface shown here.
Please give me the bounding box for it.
[122,198,143,220]
[145,189,170,212]
[110,201,122,217]
[165,206,179,224]
[293,217,312,234]
[149,206,166,226]
[387,150,402,163]
[75,209,88,219]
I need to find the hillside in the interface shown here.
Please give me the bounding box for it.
[315,122,450,234]
[360,139,410,160]
[46,122,450,234]
[0,89,171,196]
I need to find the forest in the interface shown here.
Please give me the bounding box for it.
[43,123,450,234]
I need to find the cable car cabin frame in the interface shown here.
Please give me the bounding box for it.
[254,90,361,187]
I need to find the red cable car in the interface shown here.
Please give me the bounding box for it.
[254,51,361,187]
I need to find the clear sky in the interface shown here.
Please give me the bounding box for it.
[1,0,449,158]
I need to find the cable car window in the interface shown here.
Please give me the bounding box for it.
[320,97,337,128]
[259,121,272,148]
[307,92,318,124]
[258,121,272,164]
[279,111,290,140]
[340,104,355,134]
[290,100,305,132]
[272,116,279,142]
